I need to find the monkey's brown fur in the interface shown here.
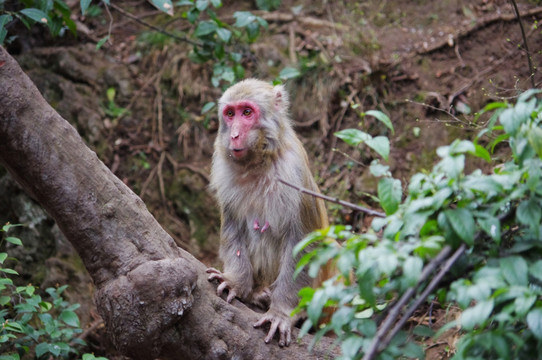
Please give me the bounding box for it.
[207,79,331,347]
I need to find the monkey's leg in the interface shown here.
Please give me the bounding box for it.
[254,237,309,347]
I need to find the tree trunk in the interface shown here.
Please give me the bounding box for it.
[0,46,339,359]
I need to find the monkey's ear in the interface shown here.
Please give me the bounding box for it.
[273,84,290,112]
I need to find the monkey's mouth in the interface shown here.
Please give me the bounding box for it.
[231,148,247,159]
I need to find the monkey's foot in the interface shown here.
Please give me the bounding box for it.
[206,267,238,303]
[250,288,271,309]
[253,309,292,347]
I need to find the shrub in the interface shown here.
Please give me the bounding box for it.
[295,90,542,359]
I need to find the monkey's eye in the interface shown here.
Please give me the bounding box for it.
[225,109,234,117]
[243,108,252,116]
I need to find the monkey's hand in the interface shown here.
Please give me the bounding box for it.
[206,267,247,303]
[253,308,293,347]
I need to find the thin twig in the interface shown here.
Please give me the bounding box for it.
[277,178,385,218]
[102,2,114,45]
[509,0,536,88]
[108,3,202,47]
[157,151,166,204]
[362,245,454,360]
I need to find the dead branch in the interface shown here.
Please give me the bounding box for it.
[255,11,349,31]
[417,7,542,55]
[277,178,385,218]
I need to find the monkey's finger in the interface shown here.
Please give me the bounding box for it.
[265,321,279,344]
[207,273,225,282]
[217,281,229,296]
[206,267,222,274]
[226,290,237,303]
[253,316,268,328]
[284,325,291,347]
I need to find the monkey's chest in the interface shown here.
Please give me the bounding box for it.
[235,189,301,284]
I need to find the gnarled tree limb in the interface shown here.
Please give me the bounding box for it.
[0,46,339,360]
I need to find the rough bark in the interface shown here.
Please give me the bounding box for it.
[0,46,339,359]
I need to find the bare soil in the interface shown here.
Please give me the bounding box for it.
[2,0,542,358]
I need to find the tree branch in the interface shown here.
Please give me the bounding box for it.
[109,3,202,47]
[278,177,386,218]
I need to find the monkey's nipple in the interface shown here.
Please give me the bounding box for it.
[253,219,270,233]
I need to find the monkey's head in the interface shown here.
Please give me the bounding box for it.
[217,79,290,163]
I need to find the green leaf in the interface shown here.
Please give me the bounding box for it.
[307,289,326,325]
[0,253,7,263]
[2,223,22,232]
[514,295,536,317]
[150,0,174,15]
[449,139,475,155]
[403,256,423,286]
[366,136,390,160]
[35,343,50,358]
[39,301,53,312]
[461,299,494,330]
[341,335,364,358]
[365,110,394,134]
[5,237,22,246]
[378,177,401,215]
[216,27,231,42]
[335,128,371,146]
[210,0,222,7]
[96,36,109,50]
[0,296,11,305]
[0,15,13,44]
[516,198,541,231]
[195,0,208,10]
[233,63,244,80]
[500,256,528,286]
[472,143,491,162]
[60,310,80,327]
[245,21,260,41]
[19,8,50,24]
[229,52,242,63]
[278,67,300,80]
[4,322,24,333]
[527,126,542,159]
[194,20,217,37]
[500,98,535,135]
[0,268,18,275]
[201,101,215,114]
[402,341,424,359]
[80,0,92,16]
[444,208,475,245]
[369,160,390,177]
[233,11,256,27]
[527,308,542,340]
[478,216,501,242]
[412,324,435,337]
[529,260,542,282]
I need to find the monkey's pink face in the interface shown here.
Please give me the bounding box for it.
[222,101,261,159]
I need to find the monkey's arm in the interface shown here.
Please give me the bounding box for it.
[207,213,254,302]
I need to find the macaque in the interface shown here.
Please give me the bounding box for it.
[207,79,332,347]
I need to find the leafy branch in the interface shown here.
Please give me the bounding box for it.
[295,89,542,359]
